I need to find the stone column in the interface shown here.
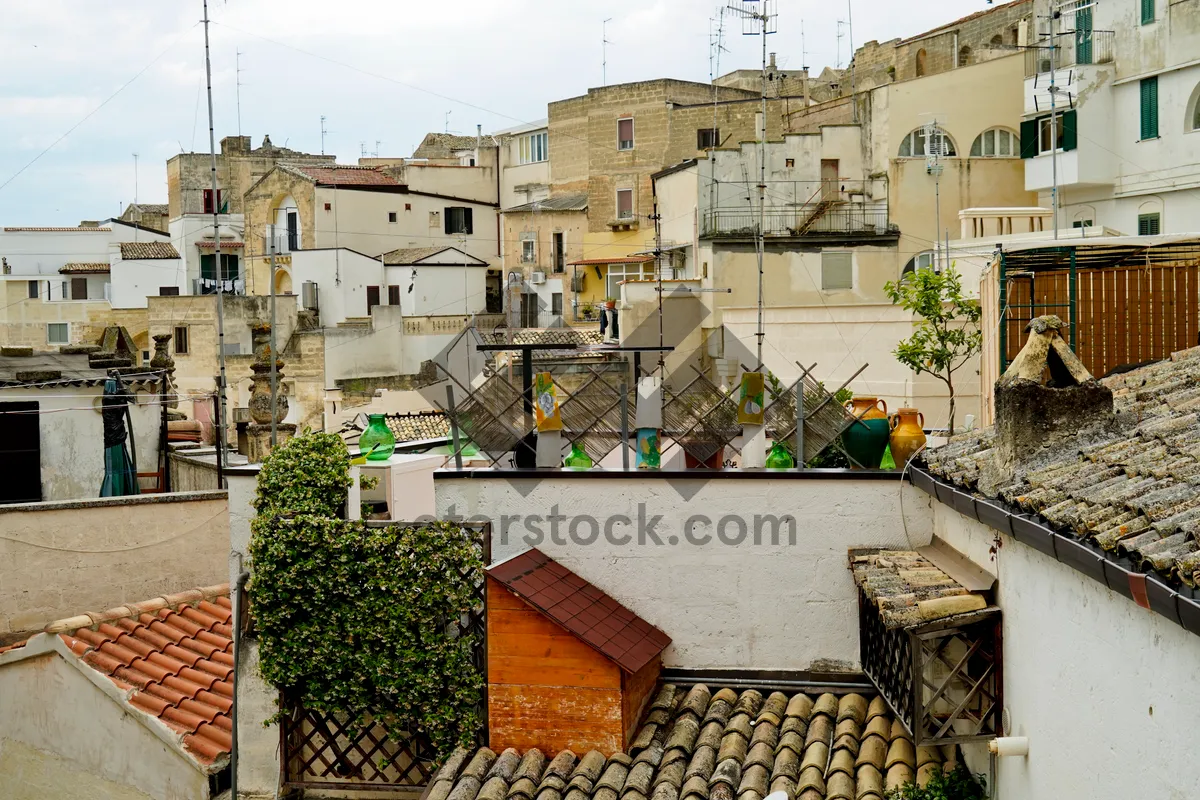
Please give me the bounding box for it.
[149,333,181,415]
[246,323,296,463]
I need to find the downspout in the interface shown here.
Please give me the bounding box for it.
[230,557,251,800]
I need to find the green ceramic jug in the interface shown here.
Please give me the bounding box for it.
[359,414,396,461]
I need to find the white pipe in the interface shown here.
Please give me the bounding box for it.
[989,737,1030,757]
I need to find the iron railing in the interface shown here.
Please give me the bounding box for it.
[702,202,891,239]
[1024,30,1114,77]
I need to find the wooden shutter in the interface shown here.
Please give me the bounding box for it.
[444,208,453,234]
[202,189,213,214]
[464,207,473,235]
[366,286,380,311]
[1019,119,1038,159]
[71,277,88,300]
[0,401,41,504]
[388,285,401,305]
[201,253,215,280]
[1140,78,1159,139]
[1142,0,1154,23]
[1061,110,1078,152]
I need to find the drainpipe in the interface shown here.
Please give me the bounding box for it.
[230,557,251,800]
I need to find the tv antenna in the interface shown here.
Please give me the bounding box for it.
[726,0,777,366]
[836,20,847,68]
[320,115,327,155]
[374,140,382,158]
[235,49,244,136]
[922,117,950,271]
[603,18,614,85]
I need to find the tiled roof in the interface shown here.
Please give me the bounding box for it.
[849,550,987,629]
[381,246,486,266]
[120,241,180,260]
[341,410,451,445]
[130,203,169,215]
[283,163,401,187]
[488,549,670,674]
[59,262,111,274]
[3,226,111,232]
[481,329,606,347]
[197,240,244,249]
[505,194,589,214]
[413,133,482,159]
[428,683,957,800]
[923,345,1200,588]
[50,584,234,766]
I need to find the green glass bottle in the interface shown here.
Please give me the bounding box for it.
[563,442,593,470]
[765,441,795,470]
[359,414,396,461]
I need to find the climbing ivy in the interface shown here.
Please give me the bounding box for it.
[885,765,987,800]
[248,432,485,757]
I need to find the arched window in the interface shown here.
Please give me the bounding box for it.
[1187,81,1200,132]
[915,49,927,77]
[990,34,1004,47]
[898,126,957,158]
[902,251,937,276]
[970,127,1020,157]
[958,46,972,67]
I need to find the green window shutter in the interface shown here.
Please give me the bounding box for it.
[1061,110,1078,152]
[1140,77,1159,139]
[1142,0,1155,24]
[1138,213,1161,236]
[1020,119,1039,158]
[200,253,215,280]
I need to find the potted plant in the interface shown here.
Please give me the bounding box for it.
[580,302,595,320]
[604,296,617,310]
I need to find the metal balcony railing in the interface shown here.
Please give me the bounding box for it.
[702,202,891,239]
[1024,30,1114,77]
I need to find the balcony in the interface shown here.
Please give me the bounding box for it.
[193,277,246,296]
[1024,30,1114,77]
[702,201,893,240]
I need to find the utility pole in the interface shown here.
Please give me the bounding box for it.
[202,0,229,481]
[603,18,614,86]
[269,223,278,447]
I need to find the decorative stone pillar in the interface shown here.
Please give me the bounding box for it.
[149,333,180,413]
[246,323,296,462]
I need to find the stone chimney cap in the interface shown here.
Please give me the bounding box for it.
[1000,314,1093,388]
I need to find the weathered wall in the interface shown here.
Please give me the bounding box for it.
[932,500,1200,800]
[0,647,208,800]
[0,491,228,635]
[502,208,588,321]
[435,475,930,672]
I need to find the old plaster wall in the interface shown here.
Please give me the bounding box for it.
[0,649,209,800]
[932,500,1200,800]
[0,491,229,635]
[435,475,931,672]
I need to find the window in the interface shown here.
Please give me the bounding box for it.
[200,253,240,281]
[388,211,397,223]
[47,322,68,345]
[405,203,412,211]
[366,285,381,311]
[520,231,536,263]
[286,211,299,251]
[898,126,956,157]
[26,280,38,299]
[958,46,971,67]
[785,158,795,168]
[902,251,937,276]
[617,118,634,151]
[553,232,565,273]
[970,128,1019,157]
[388,285,401,305]
[159,286,180,296]
[1138,213,1161,235]
[551,292,563,316]
[445,206,473,234]
[70,277,88,300]
[697,128,720,149]
[1072,219,1094,228]
[616,189,634,219]
[173,327,189,354]
[1140,77,1159,140]
[518,132,548,164]
[915,49,927,77]
[1020,110,1077,157]
[821,252,853,290]
[324,202,332,211]
[1142,0,1155,24]
[201,189,225,214]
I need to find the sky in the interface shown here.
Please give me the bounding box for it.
[0,0,995,226]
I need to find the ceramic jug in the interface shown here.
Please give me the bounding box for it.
[889,408,927,469]
[841,396,891,468]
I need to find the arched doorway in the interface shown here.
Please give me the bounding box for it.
[915,49,927,77]
[274,267,293,295]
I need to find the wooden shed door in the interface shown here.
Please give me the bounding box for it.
[0,401,41,504]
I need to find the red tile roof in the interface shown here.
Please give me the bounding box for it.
[196,240,245,249]
[120,241,180,260]
[50,584,234,766]
[284,164,401,187]
[59,262,111,274]
[3,226,112,232]
[487,549,670,673]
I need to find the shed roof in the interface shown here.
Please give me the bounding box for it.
[120,241,180,260]
[504,194,589,214]
[427,682,951,800]
[59,262,111,274]
[281,163,402,188]
[487,549,670,674]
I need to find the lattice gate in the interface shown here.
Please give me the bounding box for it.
[280,523,490,793]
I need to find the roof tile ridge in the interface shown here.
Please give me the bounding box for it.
[43,583,230,634]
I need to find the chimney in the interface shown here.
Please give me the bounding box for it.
[769,52,777,71]
[220,135,251,155]
[982,315,1116,491]
[476,123,483,148]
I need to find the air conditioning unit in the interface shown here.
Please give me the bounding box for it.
[530,271,546,285]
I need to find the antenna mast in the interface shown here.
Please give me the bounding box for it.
[1040,0,1092,239]
[132,153,139,241]
[603,18,614,86]
[202,0,229,483]
[235,49,244,137]
[925,118,946,271]
[727,0,777,366]
[320,115,327,155]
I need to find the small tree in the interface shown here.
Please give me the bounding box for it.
[884,265,982,435]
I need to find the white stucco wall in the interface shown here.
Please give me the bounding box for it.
[167,215,245,288]
[110,256,187,309]
[290,247,385,327]
[0,643,209,800]
[435,475,930,672]
[932,500,1200,800]
[0,385,161,501]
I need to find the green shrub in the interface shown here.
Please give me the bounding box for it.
[885,764,987,800]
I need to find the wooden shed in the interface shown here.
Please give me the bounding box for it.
[485,549,671,755]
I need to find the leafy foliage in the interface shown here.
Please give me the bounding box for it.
[885,764,987,800]
[884,266,982,434]
[249,432,485,757]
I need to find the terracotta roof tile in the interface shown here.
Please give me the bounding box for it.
[285,163,401,187]
[119,241,180,260]
[3,226,111,232]
[487,549,670,674]
[47,584,233,766]
[341,410,452,447]
[58,262,111,274]
[433,683,948,800]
